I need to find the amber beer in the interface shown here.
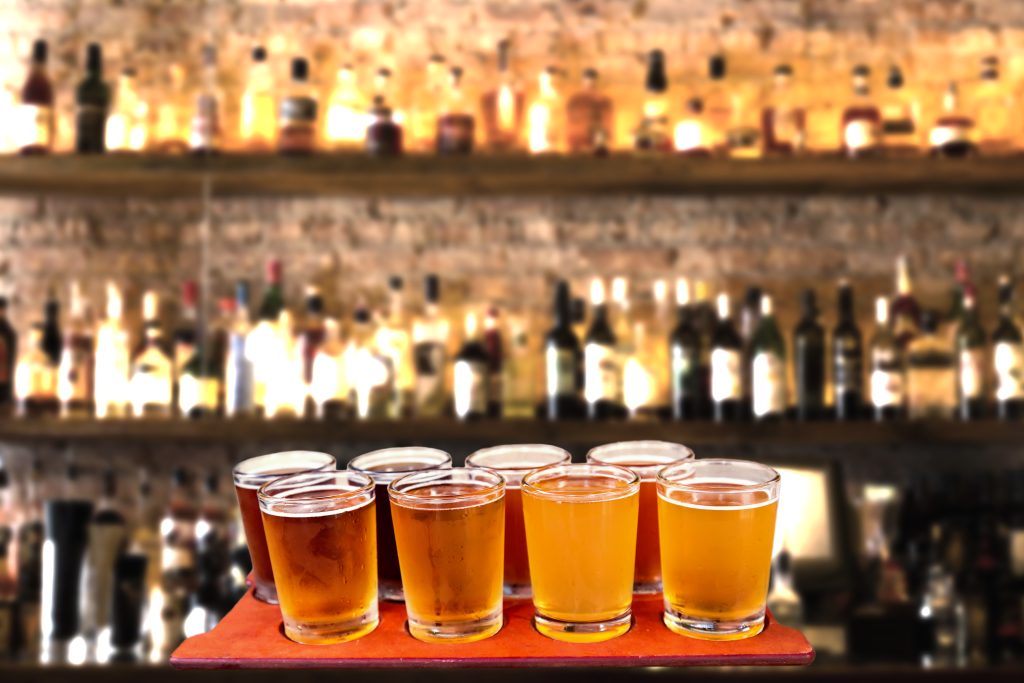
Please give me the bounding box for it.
[465,444,571,597]
[348,447,452,601]
[658,459,780,641]
[587,441,694,593]
[259,471,378,644]
[521,463,640,643]
[389,468,505,643]
[232,451,336,604]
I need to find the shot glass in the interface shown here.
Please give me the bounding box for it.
[232,450,336,604]
[521,463,640,643]
[657,459,780,641]
[587,440,694,593]
[258,471,378,645]
[466,444,571,598]
[348,447,453,601]
[389,468,505,644]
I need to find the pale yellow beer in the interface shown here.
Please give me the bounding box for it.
[522,463,640,643]
[658,459,780,641]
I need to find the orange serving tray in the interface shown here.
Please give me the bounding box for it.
[171,590,814,669]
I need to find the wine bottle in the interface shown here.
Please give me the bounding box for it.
[584,278,622,420]
[956,290,987,421]
[454,312,488,421]
[545,280,583,420]
[751,294,786,421]
[870,296,905,421]
[670,278,705,420]
[833,281,863,420]
[993,276,1024,420]
[793,289,825,421]
[711,293,743,422]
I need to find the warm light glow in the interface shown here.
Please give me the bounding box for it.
[673,119,705,151]
[0,88,14,153]
[623,356,652,414]
[875,296,889,324]
[589,277,605,305]
[528,101,551,153]
[717,293,729,319]
[772,467,834,561]
[348,347,389,419]
[653,279,667,304]
[464,311,478,337]
[325,67,370,145]
[611,277,627,304]
[142,291,158,321]
[497,83,516,133]
[675,277,690,306]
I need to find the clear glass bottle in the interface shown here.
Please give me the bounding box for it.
[870,296,905,421]
[955,290,986,421]
[480,40,524,151]
[906,311,955,420]
[106,68,148,153]
[880,65,922,155]
[57,281,95,418]
[309,317,348,420]
[323,63,367,151]
[634,49,671,152]
[224,281,254,417]
[151,63,188,154]
[374,276,414,417]
[501,308,536,419]
[129,291,173,417]
[751,294,786,420]
[189,44,220,155]
[436,66,475,154]
[411,274,449,417]
[278,57,318,155]
[408,54,447,151]
[711,293,743,422]
[346,305,392,420]
[17,39,54,155]
[841,65,881,158]
[246,258,284,414]
[929,82,975,158]
[238,46,276,151]
[172,280,199,402]
[646,279,672,417]
[970,56,1016,155]
[453,312,488,421]
[14,324,58,418]
[673,97,712,156]
[761,64,806,155]
[94,282,130,418]
[527,66,564,154]
[297,286,326,400]
[702,54,761,158]
[566,67,613,154]
[993,275,1024,420]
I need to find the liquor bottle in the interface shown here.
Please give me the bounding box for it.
[702,54,761,158]
[761,64,806,155]
[711,293,743,422]
[870,296,905,421]
[412,274,449,417]
[40,489,93,664]
[189,44,220,155]
[891,255,921,349]
[955,290,987,421]
[309,317,344,419]
[224,281,254,417]
[263,309,305,419]
[94,282,130,418]
[247,259,285,414]
[971,56,1015,155]
[832,281,863,421]
[16,458,44,660]
[880,65,921,155]
[152,64,188,153]
[635,49,671,152]
[79,470,127,660]
[17,39,54,155]
[75,43,110,154]
[646,279,673,417]
[42,289,62,367]
[178,339,221,419]
[751,294,786,421]
[670,278,705,420]
[483,306,503,418]
[673,97,712,156]
[366,96,404,157]
[584,278,622,420]
[436,67,475,155]
[481,40,524,151]
[566,67,613,154]
[239,46,276,151]
[571,297,587,346]
[929,82,975,158]
[0,468,15,659]
[906,311,955,420]
[544,280,583,420]
[173,280,199,402]
[793,289,825,421]
[942,259,975,347]
[346,304,391,420]
[527,66,564,154]
[14,323,58,417]
[408,54,447,151]
[322,63,366,150]
[841,65,881,158]
[0,297,15,410]
[739,287,762,419]
[453,312,488,421]
[993,276,1024,420]
[375,276,413,418]
[57,281,95,418]
[297,286,326,397]
[278,58,317,155]
[371,67,404,126]
[129,291,173,418]
[106,68,148,153]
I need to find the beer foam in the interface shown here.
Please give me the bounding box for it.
[658,478,777,511]
[261,490,374,518]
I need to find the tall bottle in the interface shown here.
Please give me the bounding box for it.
[584,278,621,420]
[0,470,14,660]
[502,308,536,419]
[189,44,220,155]
[42,289,62,368]
[841,65,881,158]
[955,290,986,421]
[224,281,254,417]
[891,255,921,349]
[906,311,955,420]
[971,56,1015,155]
[94,283,130,418]
[16,458,44,660]
[79,470,128,660]
[702,54,761,158]
[238,46,276,151]
[58,281,95,418]
[436,66,475,155]
[761,64,805,155]
[635,49,671,151]
[670,278,705,420]
[527,66,564,154]
[481,40,524,151]
[870,296,905,421]
[0,297,16,411]
[278,58,317,155]
[880,66,921,155]
[345,304,391,420]
[156,468,197,660]
[309,317,348,420]
[482,306,503,418]
[188,473,231,638]
[247,259,284,415]
[106,68,148,153]
[375,276,413,418]
[14,323,58,417]
[566,67,613,154]
[18,39,54,155]
[151,64,188,153]
[793,289,825,421]
[711,293,743,422]
[832,281,863,420]
[173,280,199,407]
[993,276,1024,420]
[453,312,488,421]
[408,54,447,151]
[929,82,975,158]
[411,274,449,417]
[75,43,110,154]
[739,286,762,419]
[129,291,173,417]
[751,294,786,421]
[545,280,583,420]
[297,286,326,404]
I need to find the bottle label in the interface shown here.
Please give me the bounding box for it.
[17,104,52,149]
[710,348,742,402]
[959,348,984,399]
[671,344,697,403]
[280,97,317,124]
[225,334,254,415]
[844,119,879,151]
[59,340,94,402]
[870,348,904,407]
[189,94,219,149]
[929,123,970,148]
[881,116,915,136]
[454,359,487,418]
[584,342,620,404]
[546,345,576,397]
[437,114,475,153]
[76,104,107,151]
[834,339,862,392]
[413,341,445,411]
[752,352,786,417]
[995,342,1024,401]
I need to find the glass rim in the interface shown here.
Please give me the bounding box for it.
[521,463,640,503]
[656,458,781,497]
[232,450,336,489]
[347,447,453,483]
[257,471,375,514]
[465,444,572,474]
[586,440,695,475]
[388,467,505,509]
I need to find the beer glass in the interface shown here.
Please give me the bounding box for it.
[232,451,336,603]
[258,471,378,644]
[348,447,452,601]
[389,468,505,643]
[466,444,571,598]
[587,440,694,593]
[658,459,780,641]
[521,463,640,643]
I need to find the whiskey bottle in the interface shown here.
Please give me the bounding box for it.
[151,64,189,154]
[18,39,54,155]
[702,54,761,158]
[94,282,130,418]
[297,286,326,392]
[502,309,536,419]
[247,259,286,415]
[993,276,1024,420]
[366,97,404,157]
[480,40,524,151]
[793,289,825,421]
[711,293,743,422]
[436,66,475,155]
[751,294,787,421]
[545,280,583,420]
[412,274,449,417]
[841,65,881,158]
[906,311,955,420]
[0,298,16,410]
[106,68,148,153]
[75,43,110,154]
[172,280,199,402]
[278,57,318,155]
[870,296,905,421]
[566,67,613,154]
[955,291,987,421]
[57,281,95,418]
[761,64,805,155]
[239,46,276,151]
[832,281,863,420]
[670,278,705,420]
[454,312,488,421]
[584,278,622,421]
[635,49,671,152]
[128,291,173,418]
[309,317,348,420]
[323,63,367,150]
[527,66,564,154]
[929,82,975,158]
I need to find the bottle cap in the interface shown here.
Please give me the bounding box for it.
[265,258,282,284]
[424,274,440,303]
[774,63,793,77]
[685,97,704,114]
[582,67,599,82]
[800,289,817,317]
[353,307,371,323]
[388,275,403,291]
[252,46,267,62]
[32,39,47,65]
[86,43,102,72]
[709,54,726,80]
[291,57,309,82]
[852,64,870,77]
[887,65,904,88]
[645,49,668,93]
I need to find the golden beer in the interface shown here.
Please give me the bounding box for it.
[466,444,571,598]
[259,471,378,644]
[389,468,505,643]
[658,459,780,641]
[521,463,640,643]
[587,441,694,593]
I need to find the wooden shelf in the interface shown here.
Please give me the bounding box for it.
[1,154,1024,199]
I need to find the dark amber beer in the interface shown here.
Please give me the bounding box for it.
[348,447,452,601]
[259,471,378,644]
[465,444,570,597]
[658,459,780,641]
[232,451,335,603]
[587,441,694,593]
[389,468,505,644]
